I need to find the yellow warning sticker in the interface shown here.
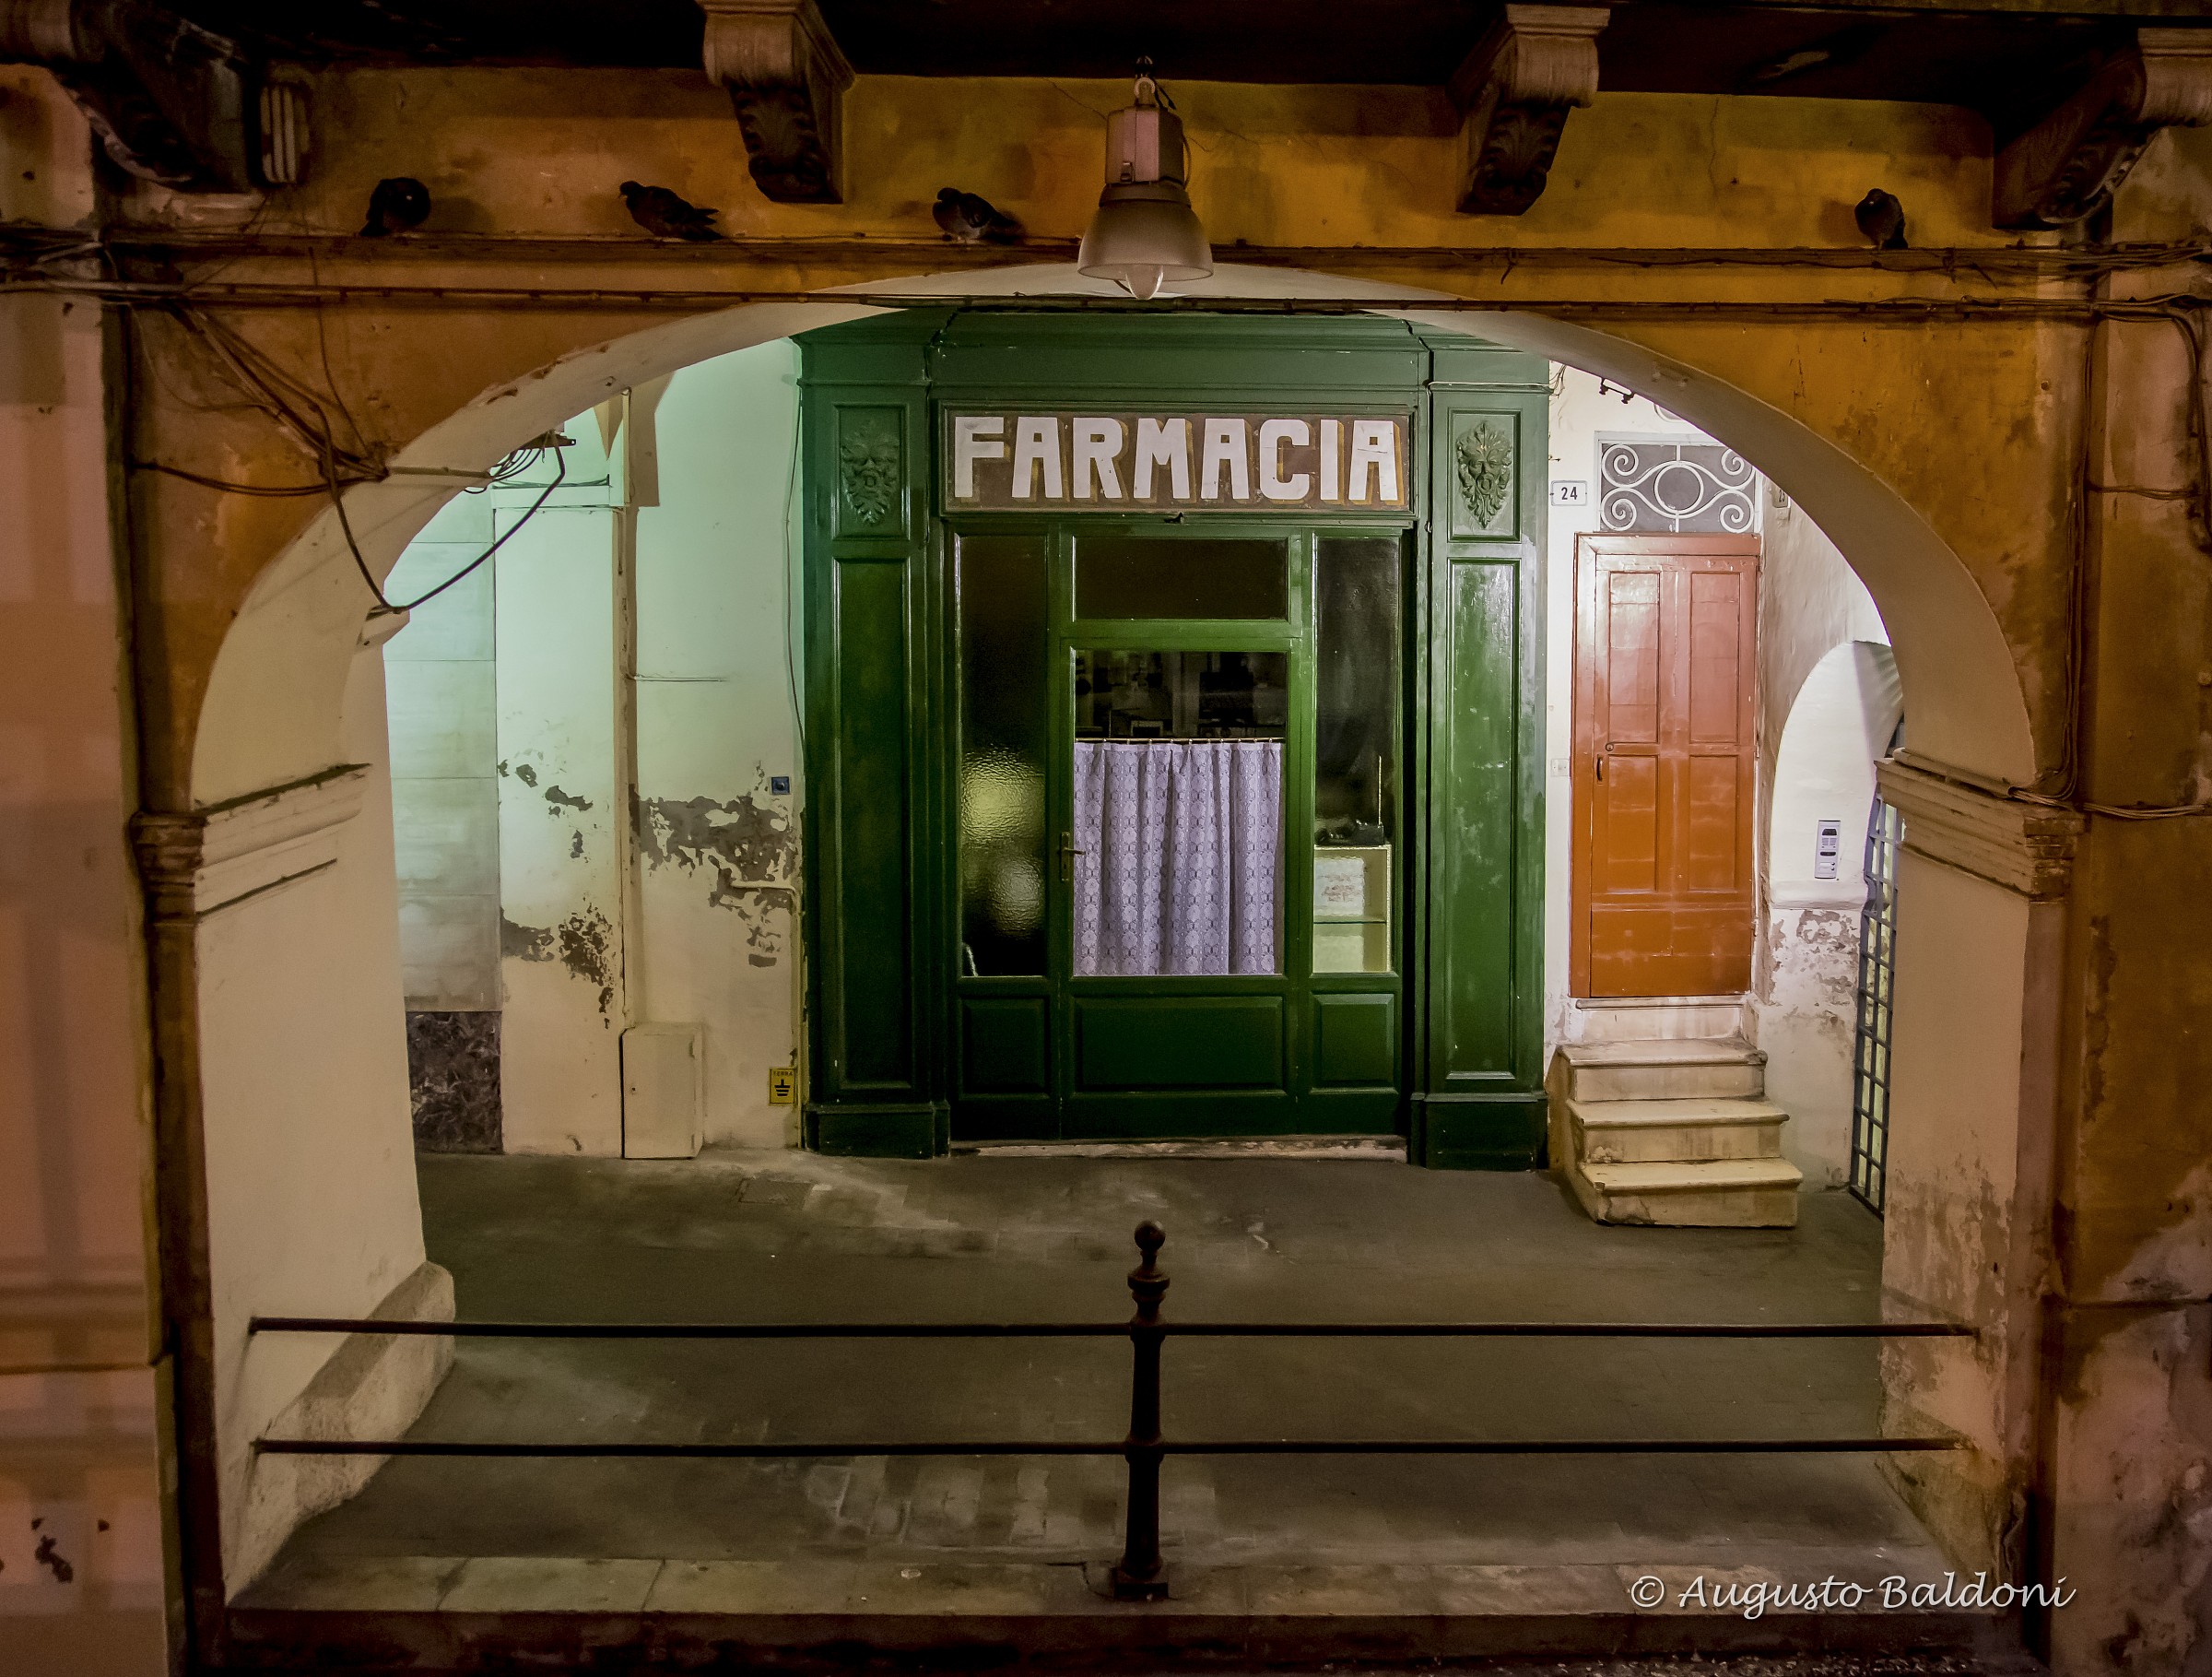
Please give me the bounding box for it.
[768,1067,797,1104]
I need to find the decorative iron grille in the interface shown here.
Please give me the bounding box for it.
[1599,441,1757,534]
[1849,794,1904,1215]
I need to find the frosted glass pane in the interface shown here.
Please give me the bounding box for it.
[959,536,1047,976]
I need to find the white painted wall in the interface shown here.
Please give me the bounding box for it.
[206,646,441,1588]
[1764,642,1904,1186]
[630,342,805,1148]
[495,506,629,1155]
[387,514,501,1010]
[385,343,805,1154]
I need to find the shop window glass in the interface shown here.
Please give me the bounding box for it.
[1077,537,1288,620]
[958,535,1048,975]
[1312,537,1399,974]
[1070,649,1286,976]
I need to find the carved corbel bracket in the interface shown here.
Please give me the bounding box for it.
[1994,28,2212,229]
[1447,3,1611,216]
[698,0,853,205]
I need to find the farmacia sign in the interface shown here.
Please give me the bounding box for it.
[946,412,1409,511]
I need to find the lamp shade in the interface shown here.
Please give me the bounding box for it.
[1077,70,1212,300]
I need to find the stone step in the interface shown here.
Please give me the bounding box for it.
[1570,1157,1804,1229]
[1552,1038,1766,1103]
[1569,1097,1788,1164]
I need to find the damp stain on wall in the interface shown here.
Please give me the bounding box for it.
[543,784,593,814]
[500,915,553,962]
[556,907,618,1018]
[634,786,798,964]
[501,909,618,1019]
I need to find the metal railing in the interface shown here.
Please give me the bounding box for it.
[252,1220,1975,1600]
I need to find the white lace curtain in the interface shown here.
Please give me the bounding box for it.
[1073,740,1282,976]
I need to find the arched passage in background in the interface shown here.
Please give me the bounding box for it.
[1762,641,1906,1189]
[181,264,2042,1589]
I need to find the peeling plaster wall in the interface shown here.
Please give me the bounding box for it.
[1764,643,1904,1187]
[629,342,805,1147]
[494,505,629,1155]
[0,67,167,1674]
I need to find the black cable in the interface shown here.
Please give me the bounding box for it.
[331,443,571,615]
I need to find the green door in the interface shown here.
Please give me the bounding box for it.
[950,521,1406,1141]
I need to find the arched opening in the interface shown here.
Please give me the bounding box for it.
[1764,640,1904,1190]
[182,265,2043,1612]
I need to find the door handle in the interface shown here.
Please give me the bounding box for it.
[1594,750,1605,782]
[1058,833,1087,883]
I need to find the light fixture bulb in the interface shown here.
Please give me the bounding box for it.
[1077,65,1212,298]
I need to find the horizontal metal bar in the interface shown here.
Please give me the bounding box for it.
[249,1315,1974,1340]
[255,1435,1967,1459]
[249,1317,1129,1339]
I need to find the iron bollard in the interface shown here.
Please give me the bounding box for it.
[1111,1220,1171,1600]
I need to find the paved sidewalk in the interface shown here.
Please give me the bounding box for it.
[253,1151,1944,1582]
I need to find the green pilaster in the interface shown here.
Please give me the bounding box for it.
[1409,339,1551,1168]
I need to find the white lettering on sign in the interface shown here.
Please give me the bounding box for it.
[952,415,1006,500]
[1133,416,1191,500]
[946,411,1408,511]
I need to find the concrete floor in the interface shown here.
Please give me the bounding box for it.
[260,1152,1947,1579]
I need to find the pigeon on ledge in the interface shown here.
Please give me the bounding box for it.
[934,188,1022,244]
[1853,189,1909,251]
[360,177,430,237]
[620,181,724,242]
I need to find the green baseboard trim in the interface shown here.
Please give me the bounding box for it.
[1409,1092,1546,1170]
[804,1102,949,1159]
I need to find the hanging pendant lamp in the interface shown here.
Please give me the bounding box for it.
[1077,62,1213,300]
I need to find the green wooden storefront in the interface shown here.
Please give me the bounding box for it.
[798,312,1547,1168]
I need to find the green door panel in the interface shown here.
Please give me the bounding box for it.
[1313,991,1397,1087]
[960,996,1051,1092]
[1432,557,1518,1081]
[831,556,913,1090]
[1074,996,1286,1090]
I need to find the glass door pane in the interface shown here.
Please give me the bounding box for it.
[957,535,1048,975]
[1069,648,1288,976]
[1312,537,1399,974]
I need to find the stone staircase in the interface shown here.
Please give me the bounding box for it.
[1547,1038,1803,1227]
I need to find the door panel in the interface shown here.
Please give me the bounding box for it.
[960,996,1050,1092]
[1573,534,1758,998]
[1073,995,1286,1090]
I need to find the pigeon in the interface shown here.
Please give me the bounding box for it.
[359,177,429,237]
[620,181,724,242]
[933,188,1022,245]
[1854,188,1909,251]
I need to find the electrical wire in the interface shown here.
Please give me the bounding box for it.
[330,440,571,616]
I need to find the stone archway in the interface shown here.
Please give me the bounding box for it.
[175,263,2048,1606]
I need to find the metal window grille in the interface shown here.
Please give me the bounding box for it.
[1849,795,1904,1215]
[1597,440,1757,533]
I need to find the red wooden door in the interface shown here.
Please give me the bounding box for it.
[1571,534,1759,998]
